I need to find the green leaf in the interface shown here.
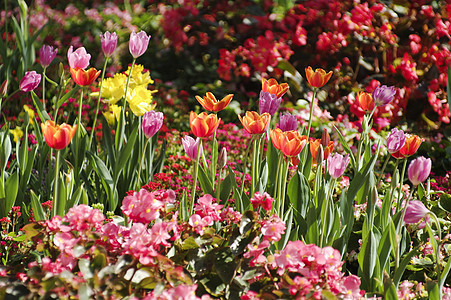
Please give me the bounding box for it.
[287,171,310,222]
[383,273,399,300]
[220,171,234,203]
[278,207,293,250]
[114,122,139,179]
[30,190,46,221]
[55,86,79,112]
[66,185,83,211]
[2,171,19,218]
[440,257,451,291]
[55,176,67,216]
[198,165,214,196]
[393,245,420,287]
[334,125,357,171]
[427,281,440,300]
[30,91,51,122]
[439,193,451,213]
[214,248,238,284]
[358,230,378,290]
[88,152,116,210]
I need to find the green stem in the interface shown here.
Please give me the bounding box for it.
[4,89,20,103]
[77,88,84,139]
[279,157,289,216]
[251,137,261,197]
[52,150,61,217]
[396,158,408,214]
[272,152,283,213]
[189,139,203,216]
[425,214,442,298]
[135,139,150,191]
[123,59,136,112]
[240,135,255,197]
[320,178,336,247]
[116,58,136,150]
[211,130,218,192]
[376,153,391,185]
[42,67,46,110]
[89,58,109,149]
[305,88,317,142]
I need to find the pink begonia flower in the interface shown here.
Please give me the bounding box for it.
[129,30,151,58]
[250,192,273,211]
[189,214,213,235]
[327,153,350,179]
[19,71,41,92]
[100,31,118,57]
[142,110,164,139]
[182,135,202,161]
[220,207,242,224]
[404,200,430,224]
[244,239,270,267]
[149,221,171,247]
[121,189,164,223]
[53,232,80,255]
[159,284,200,300]
[63,204,104,233]
[408,156,431,186]
[342,275,363,298]
[67,46,91,69]
[39,44,58,68]
[386,128,406,153]
[261,215,286,242]
[193,194,223,221]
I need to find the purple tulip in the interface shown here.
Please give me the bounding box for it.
[327,153,350,179]
[142,110,164,139]
[100,31,118,57]
[404,200,430,224]
[386,128,406,153]
[182,135,202,161]
[39,45,58,68]
[372,85,396,107]
[408,156,431,186]
[278,112,298,132]
[258,91,281,116]
[129,30,151,59]
[19,71,42,92]
[67,46,91,69]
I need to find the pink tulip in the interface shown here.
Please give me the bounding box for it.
[67,46,91,69]
[19,71,42,92]
[327,153,350,179]
[142,110,164,139]
[404,200,430,224]
[129,30,151,58]
[386,128,406,153]
[408,156,431,186]
[39,45,58,68]
[100,31,118,57]
[182,135,201,161]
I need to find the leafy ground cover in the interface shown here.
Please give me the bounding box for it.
[1,0,451,299]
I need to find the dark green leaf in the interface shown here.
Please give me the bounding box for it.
[198,165,214,196]
[30,190,46,221]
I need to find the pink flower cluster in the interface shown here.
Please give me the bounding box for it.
[121,189,176,223]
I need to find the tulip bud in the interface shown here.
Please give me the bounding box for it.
[218,147,227,169]
[0,79,8,97]
[391,169,399,190]
[19,71,42,92]
[316,144,324,165]
[321,128,330,148]
[58,62,64,78]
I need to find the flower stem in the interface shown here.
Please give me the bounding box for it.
[279,157,289,216]
[42,67,47,109]
[77,88,84,139]
[396,158,408,214]
[320,178,336,247]
[89,58,109,148]
[240,135,255,198]
[135,139,150,191]
[376,153,391,185]
[52,150,61,217]
[189,139,203,217]
[305,88,317,142]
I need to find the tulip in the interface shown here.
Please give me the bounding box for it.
[0,79,8,97]
[404,200,430,224]
[195,92,233,112]
[321,128,330,149]
[327,153,350,179]
[142,110,164,139]
[270,128,284,150]
[218,147,228,169]
[386,128,406,154]
[239,111,271,135]
[261,78,289,98]
[258,91,281,116]
[356,91,374,112]
[278,112,298,132]
[39,45,58,68]
[189,111,220,138]
[305,66,332,88]
[182,135,202,161]
[408,156,431,186]
[67,46,91,69]
[129,30,151,58]
[100,31,118,57]
[41,120,77,150]
[70,68,101,86]
[372,85,396,107]
[391,134,423,159]
[19,71,42,92]
[279,131,307,157]
[310,139,334,164]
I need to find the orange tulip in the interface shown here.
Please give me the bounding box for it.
[195,92,233,112]
[70,67,101,86]
[261,78,289,98]
[270,128,284,150]
[357,91,375,112]
[239,111,271,135]
[41,120,77,150]
[392,134,423,159]
[310,139,334,164]
[305,66,332,88]
[189,111,220,138]
[280,131,307,157]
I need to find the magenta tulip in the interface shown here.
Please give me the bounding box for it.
[39,45,58,68]
[408,156,431,186]
[142,110,164,139]
[372,85,396,107]
[278,112,298,132]
[19,71,41,92]
[100,31,118,57]
[129,30,151,58]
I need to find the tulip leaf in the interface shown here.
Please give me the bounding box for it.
[30,190,46,221]
[266,139,279,195]
[333,125,356,171]
[88,152,116,210]
[440,257,451,291]
[287,170,310,222]
[393,245,420,287]
[114,122,139,179]
[152,139,167,176]
[2,171,19,218]
[277,207,293,250]
[198,165,214,196]
[31,91,51,122]
[220,171,234,203]
[439,193,451,213]
[56,86,79,112]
